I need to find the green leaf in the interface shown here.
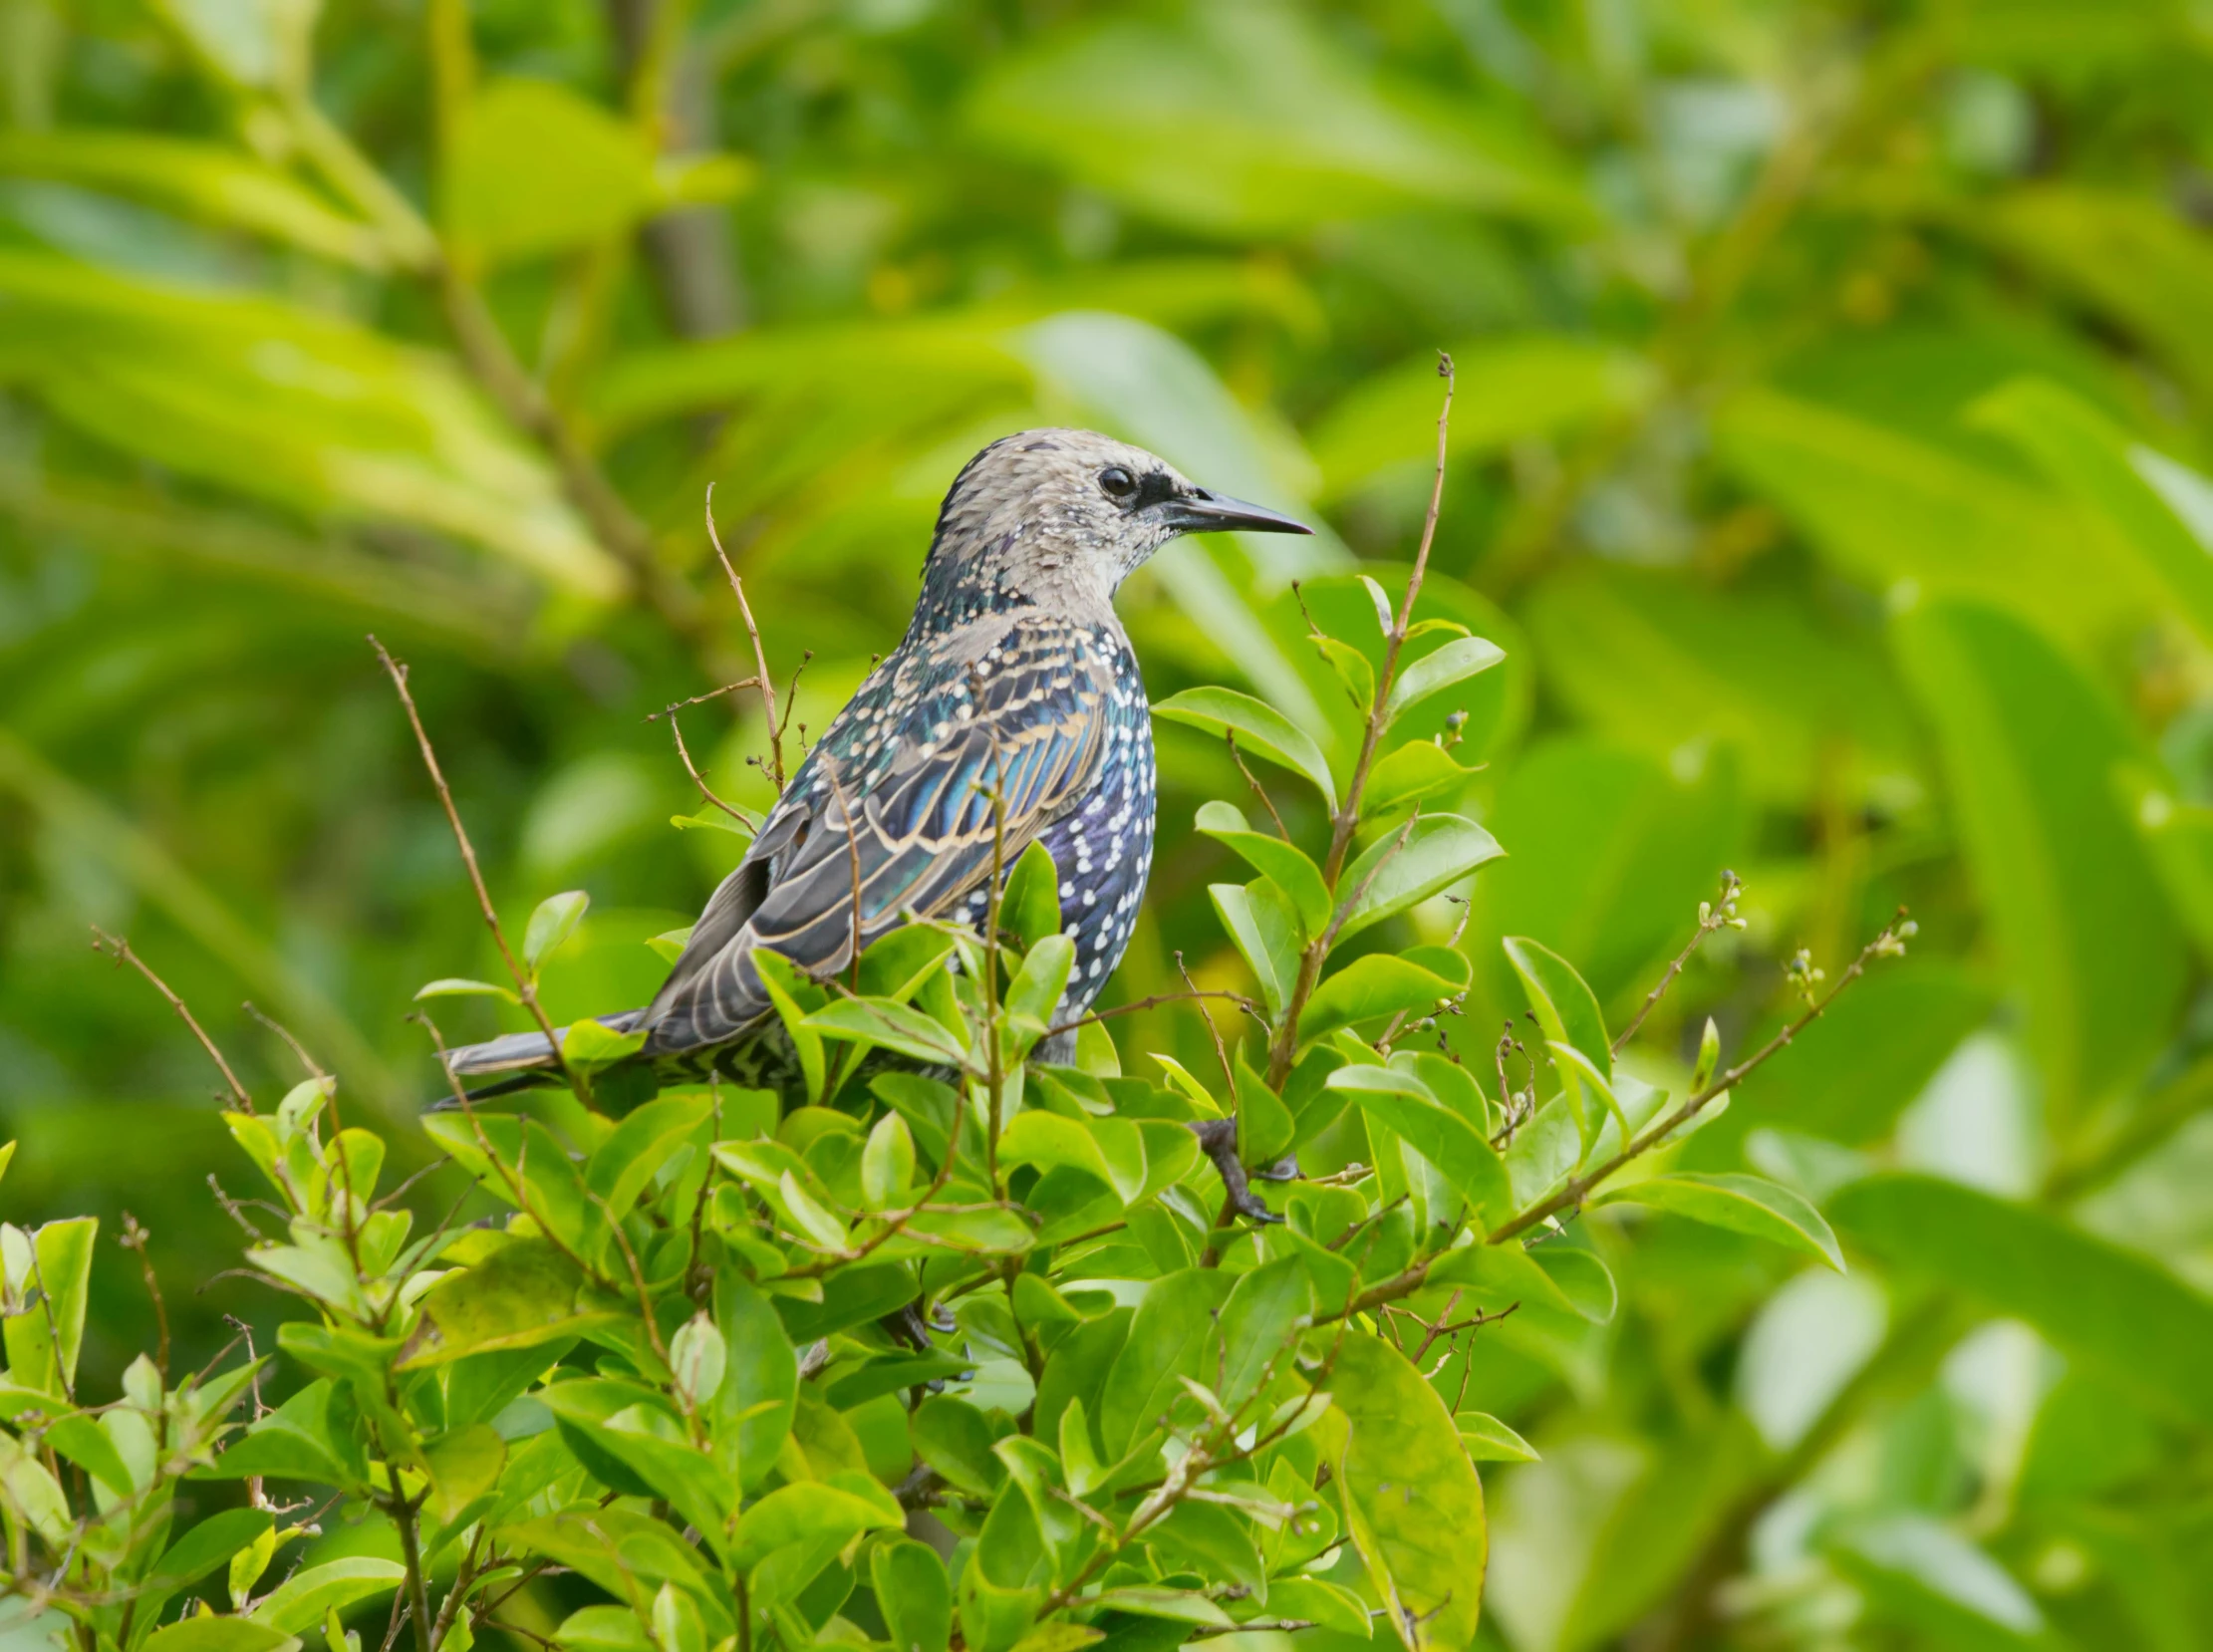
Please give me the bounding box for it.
[1324,1065,1511,1227]
[1456,1412,1538,1463]
[2123,773,2213,963]
[141,1622,299,1652]
[397,1239,623,1368]
[443,81,657,264]
[999,1111,1146,1204]
[585,1091,714,1228]
[1713,383,2148,647]
[250,1559,406,1636]
[1195,801,1331,941]
[1000,841,1064,949]
[1298,957,1461,1045]
[804,998,973,1071]
[1594,1173,1843,1270]
[861,1113,917,1211]
[872,1539,953,1652]
[1209,881,1298,1016]
[1215,1254,1313,1411]
[1334,814,1503,941]
[859,924,962,1001]
[1266,1577,1375,1636]
[561,1016,647,1078]
[731,1480,901,1568]
[1503,937,1608,1082]
[540,1385,735,1549]
[1382,636,1505,730]
[1829,1174,2213,1431]
[1155,688,1336,810]
[1326,1332,1487,1652]
[1083,1590,1231,1627]
[712,1275,797,1492]
[1005,935,1076,1034]
[413,977,520,1003]
[1894,600,2185,1115]
[197,1379,355,1485]
[1098,1268,1237,1457]
[1363,742,1483,814]
[524,891,591,974]
[3,1217,97,1394]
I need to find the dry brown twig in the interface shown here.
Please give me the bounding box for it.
[91,927,253,1111]
[703,485,788,791]
[370,635,586,1107]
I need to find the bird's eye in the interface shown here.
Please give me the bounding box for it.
[1098,465,1137,500]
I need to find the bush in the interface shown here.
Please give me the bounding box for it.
[0,403,1906,1652]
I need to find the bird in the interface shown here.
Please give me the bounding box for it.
[441,428,1311,1098]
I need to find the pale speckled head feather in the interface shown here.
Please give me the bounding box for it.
[915,428,1310,625]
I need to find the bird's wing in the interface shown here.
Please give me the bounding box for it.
[640,617,1113,1053]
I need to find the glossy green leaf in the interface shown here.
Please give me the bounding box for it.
[1195,801,1331,941]
[1382,636,1505,729]
[1098,1268,1236,1457]
[1324,1065,1512,1226]
[1155,687,1336,810]
[398,1239,622,1368]
[1456,1412,1538,1463]
[249,1559,406,1635]
[1334,814,1503,941]
[1594,1173,1843,1270]
[1298,956,1461,1045]
[1327,1331,1487,1651]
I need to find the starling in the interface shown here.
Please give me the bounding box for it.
[443,428,1310,1093]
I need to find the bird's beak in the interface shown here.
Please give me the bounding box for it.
[1160,487,1314,537]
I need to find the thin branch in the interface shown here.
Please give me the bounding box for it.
[90,929,252,1110]
[1610,871,1742,1056]
[370,637,585,1107]
[658,700,758,828]
[1226,731,1290,840]
[1041,988,1258,1043]
[819,751,867,990]
[703,486,787,792]
[117,1216,170,1381]
[241,1001,328,1082]
[1490,910,1912,1245]
[1265,356,1455,1088]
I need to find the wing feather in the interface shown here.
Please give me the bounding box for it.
[639,615,1114,1055]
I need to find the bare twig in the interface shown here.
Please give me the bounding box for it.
[241,1001,328,1082]
[1226,731,1290,840]
[1610,871,1743,1055]
[91,928,252,1110]
[1041,988,1259,1043]
[659,703,758,828]
[118,1215,169,1380]
[371,637,585,1107]
[703,486,787,791]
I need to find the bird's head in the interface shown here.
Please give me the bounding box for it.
[920,428,1312,614]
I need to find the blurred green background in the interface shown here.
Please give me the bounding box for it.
[7,0,2213,1645]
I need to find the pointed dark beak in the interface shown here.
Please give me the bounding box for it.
[1160,486,1314,537]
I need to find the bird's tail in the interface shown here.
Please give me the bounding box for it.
[441,1008,648,1078]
